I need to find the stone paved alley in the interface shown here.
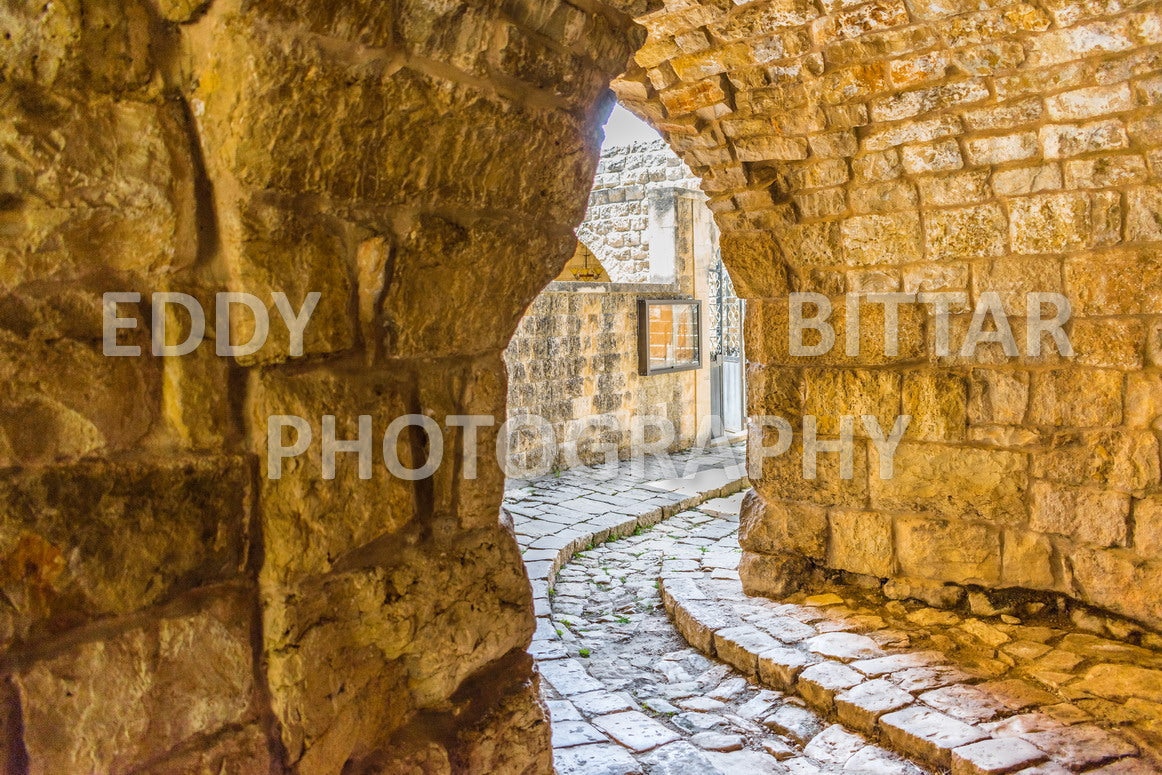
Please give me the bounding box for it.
[505,446,1162,775]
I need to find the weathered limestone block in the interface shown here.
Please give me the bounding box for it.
[0,0,154,90]
[0,89,195,292]
[11,593,257,775]
[1030,481,1130,547]
[1134,496,1162,556]
[902,371,968,441]
[0,457,251,649]
[249,368,417,580]
[829,509,894,578]
[1071,319,1146,370]
[896,517,1001,585]
[384,215,576,358]
[802,368,901,436]
[1069,548,1162,627]
[739,550,811,598]
[924,203,1007,260]
[228,198,357,364]
[750,432,869,507]
[1001,529,1058,590]
[135,725,273,775]
[1028,369,1123,428]
[451,663,552,775]
[967,369,1029,426]
[871,443,1027,524]
[1125,372,1162,430]
[747,364,804,422]
[1066,248,1162,316]
[719,232,792,298]
[1033,430,1160,493]
[190,22,599,222]
[739,490,827,559]
[746,297,925,366]
[263,525,536,773]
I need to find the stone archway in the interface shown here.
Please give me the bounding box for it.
[1,0,1161,772]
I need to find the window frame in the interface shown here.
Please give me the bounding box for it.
[637,298,703,376]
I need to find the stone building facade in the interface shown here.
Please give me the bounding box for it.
[504,283,699,473]
[503,138,719,473]
[576,139,701,282]
[1,0,1161,772]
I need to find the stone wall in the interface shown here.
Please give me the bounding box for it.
[611,0,1162,632]
[0,0,647,772]
[5,0,1162,768]
[577,139,702,282]
[505,284,698,473]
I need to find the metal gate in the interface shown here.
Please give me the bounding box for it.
[709,254,745,433]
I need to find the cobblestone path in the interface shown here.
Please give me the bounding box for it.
[505,445,1162,775]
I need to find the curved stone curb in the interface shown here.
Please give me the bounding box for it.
[660,570,1154,775]
[517,467,750,660]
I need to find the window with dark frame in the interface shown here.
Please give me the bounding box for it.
[637,299,702,375]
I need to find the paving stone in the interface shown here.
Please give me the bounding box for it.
[976,679,1061,712]
[798,662,864,713]
[641,741,722,775]
[852,651,945,677]
[541,659,607,696]
[1018,726,1138,771]
[803,723,866,767]
[552,719,608,748]
[756,615,820,644]
[1010,764,1072,774]
[757,646,823,690]
[554,743,645,775]
[921,684,1010,723]
[805,632,885,662]
[547,699,583,721]
[709,676,748,700]
[765,704,826,744]
[675,696,725,712]
[713,625,780,676]
[763,738,798,760]
[951,738,1048,775]
[892,665,978,693]
[571,690,636,717]
[704,749,787,774]
[642,697,680,715]
[592,710,681,753]
[845,745,929,774]
[673,711,730,732]
[835,679,914,734]
[737,693,778,719]
[880,706,989,769]
[690,731,744,751]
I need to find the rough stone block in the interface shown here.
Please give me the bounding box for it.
[1029,481,1129,547]
[1028,369,1123,427]
[757,645,823,690]
[880,706,988,769]
[12,594,255,775]
[951,737,1047,774]
[1008,193,1090,255]
[840,212,924,265]
[0,458,251,648]
[895,516,1001,586]
[828,509,894,578]
[739,491,828,559]
[924,203,1007,260]
[797,661,863,713]
[835,679,913,733]
[872,443,1027,525]
[713,625,779,676]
